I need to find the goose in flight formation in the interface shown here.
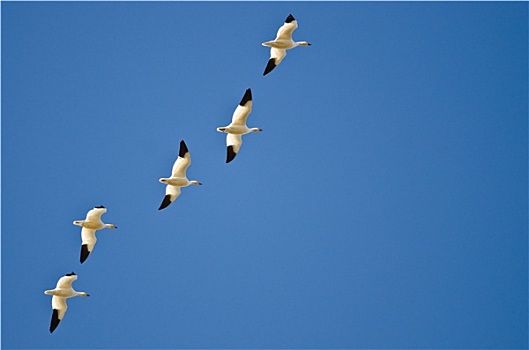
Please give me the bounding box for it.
[158,140,202,210]
[262,14,311,76]
[73,206,118,264]
[217,88,262,163]
[44,272,89,333]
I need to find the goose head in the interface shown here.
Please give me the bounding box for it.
[297,41,311,46]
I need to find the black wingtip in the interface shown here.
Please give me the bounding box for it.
[179,140,189,158]
[263,58,277,76]
[65,272,76,276]
[95,205,105,209]
[80,245,90,264]
[50,309,60,333]
[285,14,295,23]
[226,146,237,163]
[239,88,252,106]
[158,195,172,210]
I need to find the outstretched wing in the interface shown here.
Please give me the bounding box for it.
[226,133,242,163]
[275,14,298,41]
[263,48,287,76]
[85,206,106,221]
[50,296,68,333]
[55,273,77,289]
[171,140,191,178]
[231,89,252,126]
[158,185,181,210]
[80,228,97,264]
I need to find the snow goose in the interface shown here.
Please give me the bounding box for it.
[158,140,202,210]
[73,206,117,264]
[44,272,89,333]
[216,88,262,163]
[262,14,311,76]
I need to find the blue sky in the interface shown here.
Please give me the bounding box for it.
[2,1,527,349]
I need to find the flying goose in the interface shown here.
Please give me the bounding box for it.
[44,272,89,333]
[262,14,311,76]
[73,206,117,264]
[158,140,202,210]
[216,88,262,163]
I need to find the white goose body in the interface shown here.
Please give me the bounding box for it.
[262,14,311,76]
[219,124,257,135]
[262,39,305,50]
[158,140,202,210]
[163,176,194,187]
[44,272,89,333]
[217,88,262,163]
[73,206,118,264]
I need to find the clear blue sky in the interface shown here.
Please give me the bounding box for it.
[2,1,527,349]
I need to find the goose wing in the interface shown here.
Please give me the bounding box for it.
[80,228,97,264]
[263,48,287,76]
[171,140,191,178]
[226,133,242,163]
[231,89,252,126]
[158,185,181,210]
[85,206,106,221]
[275,14,298,41]
[55,273,77,289]
[50,296,67,333]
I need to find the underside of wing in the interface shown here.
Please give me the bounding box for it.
[80,228,97,263]
[264,48,286,76]
[231,89,252,126]
[171,140,191,177]
[81,228,96,249]
[178,140,189,158]
[272,47,287,62]
[226,133,242,163]
[158,195,172,210]
[171,156,190,178]
[55,274,77,289]
[263,58,276,76]
[52,296,68,315]
[50,297,67,333]
[80,244,90,264]
[85,207,106,221]
[239,88,252,106]
[159,185,181,210]
[275,15,298,41]
[50,309,61,333]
